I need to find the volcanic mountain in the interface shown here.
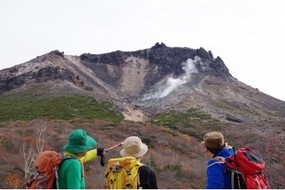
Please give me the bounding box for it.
[1,43,285,189]
[0,42,284,124]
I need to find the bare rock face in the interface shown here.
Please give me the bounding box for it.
[0,51,71,93]
[79,43,231,97]
[0,43,284,123]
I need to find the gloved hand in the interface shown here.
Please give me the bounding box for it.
[97,147,105,156]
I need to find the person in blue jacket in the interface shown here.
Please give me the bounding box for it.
[202,131,234,189]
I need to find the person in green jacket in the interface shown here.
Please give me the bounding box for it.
[58,129,105,189]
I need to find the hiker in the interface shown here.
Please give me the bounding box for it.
[202,131,233,189]
[105,136,158,189]
[120,136,158,189]
[58,129,105,189]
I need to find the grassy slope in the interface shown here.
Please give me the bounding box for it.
[0,95,284,188]
[0,95,214,188]
[0,95,123,123]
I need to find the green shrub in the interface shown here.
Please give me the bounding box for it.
[150,108,212,128]
[0,95,123,123]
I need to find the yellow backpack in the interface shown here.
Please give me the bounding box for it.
[104,156,144,189]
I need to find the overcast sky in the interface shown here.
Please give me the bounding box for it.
[0,0,284,101]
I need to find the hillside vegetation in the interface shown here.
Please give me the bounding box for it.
[0,95,284,188]
[0,95,123,123]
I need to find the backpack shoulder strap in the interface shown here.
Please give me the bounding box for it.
[61,154,75,162]
[214,156,226,162]
[207,156,226,168]
[137,161,144,168]
[54,154,79,189]
[60,154,82,174]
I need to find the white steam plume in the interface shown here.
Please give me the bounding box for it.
[143,57,199,100]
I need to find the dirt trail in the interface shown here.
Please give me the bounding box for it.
[122,103,147,122]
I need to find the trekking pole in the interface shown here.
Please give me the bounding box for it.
[106,142,124,152]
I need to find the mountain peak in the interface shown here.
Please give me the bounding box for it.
[48,50,64,56]
[151,42,167,49]
[0,44,284,123]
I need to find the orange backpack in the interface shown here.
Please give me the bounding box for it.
[26,150,71,189]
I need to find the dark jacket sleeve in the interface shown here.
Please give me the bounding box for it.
[139,165,158,189]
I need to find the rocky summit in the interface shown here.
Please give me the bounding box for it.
[0,43,284,124]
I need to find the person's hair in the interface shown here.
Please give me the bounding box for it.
[205,146,221,155]
[205,146,223,155]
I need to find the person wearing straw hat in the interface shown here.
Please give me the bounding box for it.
[202,131,233,189]
[120,136,158,189]
[58,129,105,189]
